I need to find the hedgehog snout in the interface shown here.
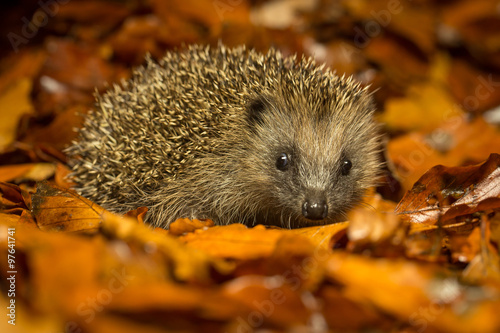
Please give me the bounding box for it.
[301,192,328,220]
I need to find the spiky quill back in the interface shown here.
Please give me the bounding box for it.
[67,44,381,228]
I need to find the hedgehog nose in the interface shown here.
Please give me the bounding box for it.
[302,199,328,220]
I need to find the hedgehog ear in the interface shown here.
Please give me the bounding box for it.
[246,94,273,126]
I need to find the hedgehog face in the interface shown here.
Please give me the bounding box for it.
[239,91,380,227]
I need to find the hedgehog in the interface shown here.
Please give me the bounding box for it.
[67,44,381,229]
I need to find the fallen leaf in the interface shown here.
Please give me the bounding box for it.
[381,81,463,132]
[291,222,349,251]
[450,226,482,264]
[57,0,130,29]
[31,180,106,232]
[0,78,34,151]
[326,252,500,333]
[347,192,407,256]
[20,105,86,151]
[0,181,30,212]
[54,163,74,189]
[387,116,500,192]
[462,215,500,283]
[221,275,311,326]
[0,49,46,94]
[100,212,233,282]
[180,224,291,260]
[364,36,429,87]
[447,59,500,114]
[124,206,149,224]
[0,163,55,183]
[342,0,436,54]
[395,153,500,224]
[440,0,500,69]
[108,15,166,64]
[169,217,215,236]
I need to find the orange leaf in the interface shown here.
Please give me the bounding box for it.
[395,153,500,224]
[0,163,55,183]
[31,181,106,233]
[387,116,500,192]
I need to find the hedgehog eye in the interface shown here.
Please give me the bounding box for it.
[341,159,352,176]
[276,153,290,171]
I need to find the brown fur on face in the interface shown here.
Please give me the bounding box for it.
[67,44,382,228]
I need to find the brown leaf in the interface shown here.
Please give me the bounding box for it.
[39,39,117,92]
[0,163,55,183]
[108,15,166,64]
[342,0,436,54]
[100,212,233,282]
[168,218,215,236]
[124,206,149,224]
[54,163,74,189]
[462,215,500,283]
[325,252,500,333]
[0,78,34,152]
[220,275,311,327]
[450,226,482,264]
[0,49,47,94]
[290,222,348,251]
[319,285,392,331]
[31,180,106,232]
[180,224,290,260]
[441,0,498,29]
[347,193,407,256]
[395,153,500,224]
[151,0,250,41]
[447,59,500,114]
[0,181,30,212]
[387,116,500,192]
[312,40,369,78]
[56,0,131,27]
[20,105,86,151]
[441,0,500,66]
[364,36,429,86]
[381,81,463,132]
[32,39,128,117]
[0,219,225,330]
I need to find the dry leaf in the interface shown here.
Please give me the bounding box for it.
[291,222,349,251]
[169,218,215,236]
[326,252,500,333]
[447,59,500,114]
[221,275,311,326]
[0,163,55,183]
[462,215,500,283]
[395,153,500,224]
[21,105,86,151]
[31,180,106,232]
[0,78,34,151]
[387,116,500,192]
[180,224,291,260]
[364,36,429,86]
[347,192,407,256]
[124,206,149,224]
[381,82,463,132]
[100,212,233,282]
[0,181,30,213]
[0,50,47,94]
[54,163,74,189]
[450,226,482,264]
[342,0,436,54]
